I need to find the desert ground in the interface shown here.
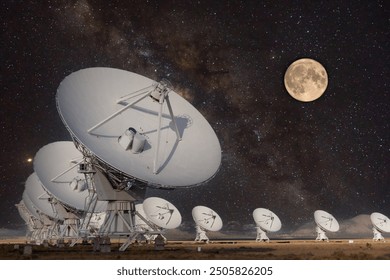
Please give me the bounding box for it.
[0,238,389,260]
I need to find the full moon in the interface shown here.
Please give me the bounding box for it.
[284,58,328,102]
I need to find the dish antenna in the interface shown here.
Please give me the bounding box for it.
[143,197,182,229]
[370,212,390,241]
[25,173,60,221]
[56,67,221,189]
[16,197,44,243]
[34,141,108,240]
[23,178,60,244]
[314,210,339,241]
[192,206,223,243]
[16,200,35,238]
[34,141,107,213]
[252,208,282,242]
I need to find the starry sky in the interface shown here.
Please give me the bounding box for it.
[1,0,389,236]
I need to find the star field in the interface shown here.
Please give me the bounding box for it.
[1,0,388,235]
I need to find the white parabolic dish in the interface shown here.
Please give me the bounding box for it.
[56,67,221,188]
[253,208,282,232]
[314,210,339,232]
[22,191,40,220]
[33,141,106,212]
[24,173,58,220]
[143,197,181,229]
[192,205,223,231]
[370,212,390,233]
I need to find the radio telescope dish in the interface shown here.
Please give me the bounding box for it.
[370,212,390,241]
[25,173,58,220]
[192,206,223,231]
[314,210,339,241]
[22,191,40,220]
[20,194,47,243]
[253,208,282,232]
[192,205,222,243]
[33,141,106,212]
[143,197,181,229]
[253,208,281,242]
[56,67,221,188]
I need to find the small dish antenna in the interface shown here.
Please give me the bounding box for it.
[143,197,182,229]
[56,67,221,189]
[370,212,390,241]
[252,208,282,242]
[192,205,223,243]
[314,210,339,241]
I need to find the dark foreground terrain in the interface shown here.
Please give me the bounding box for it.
[1,239,389,260]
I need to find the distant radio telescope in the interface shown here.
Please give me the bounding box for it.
[253,208,282,242]
[370,212,390,241]
[192,205,223,243]
[284,58,328,102]
[314,210,339,241]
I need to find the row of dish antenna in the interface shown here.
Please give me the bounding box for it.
[17,170,390,245]
[15,68,389,250]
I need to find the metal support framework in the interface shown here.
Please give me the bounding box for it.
[77,169,99,234]
[99,201,135,236]
[60,218,79,239]
[315,226,329,242]
[118,210,163,251]
[255,227,269,242]
[37,214,58,245]
[49,156,101,246]
[194,225,209,243]
[72,136,150,191]
[372,227,385,241]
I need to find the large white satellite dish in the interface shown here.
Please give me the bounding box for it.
[56,67,221,188]
[314,210,339,241]
[253,208,281,242]
[192,205,222,243]
[370,212,390,241]
[24,173,58,220]
[143,197,182,229]
[33,141,106,212]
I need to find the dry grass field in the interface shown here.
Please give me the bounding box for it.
[1,238,389,260]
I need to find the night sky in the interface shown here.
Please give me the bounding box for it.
[1,1,388,237]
